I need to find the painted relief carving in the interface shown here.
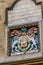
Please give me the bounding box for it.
[7,23,40,56]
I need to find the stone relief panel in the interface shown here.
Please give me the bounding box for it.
[0,0,43,63]
[5,0,43,63]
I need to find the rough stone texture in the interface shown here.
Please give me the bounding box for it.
[0,0,15,56]
[0,0,43,63]
[36,0,43,2]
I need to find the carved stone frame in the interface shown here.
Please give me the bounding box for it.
[7,22,40,56]
[3,0,43,64]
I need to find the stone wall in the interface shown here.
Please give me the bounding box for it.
[0,0,43,63]
[0,0,15,56]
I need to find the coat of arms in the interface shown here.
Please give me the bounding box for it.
[8,23,40,56]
